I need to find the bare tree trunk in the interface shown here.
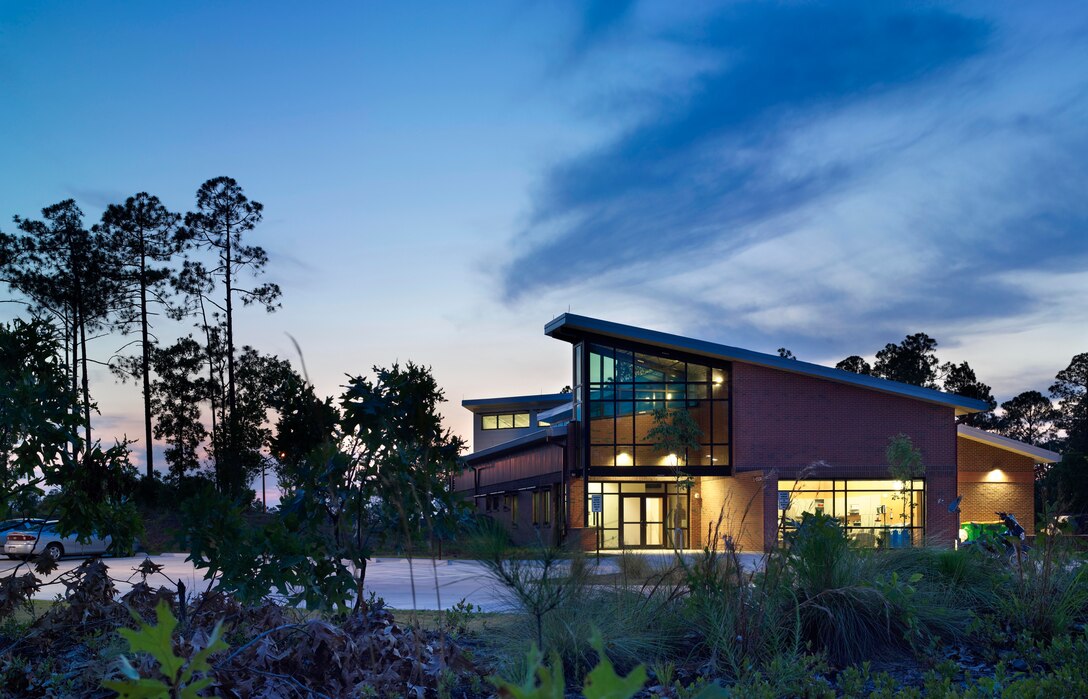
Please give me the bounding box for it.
[224,223,238,496]
[198,297,220,490]
[80,306,91,450]
[139,236,154,478]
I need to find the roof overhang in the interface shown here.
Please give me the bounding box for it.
[957,424,1061,463]
[461,393,571,414]
[545,313,992,416]
[536,401,573,424]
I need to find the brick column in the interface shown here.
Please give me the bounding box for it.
[761,472,780,551]
[565,476,591,550]
[925,469,959,548]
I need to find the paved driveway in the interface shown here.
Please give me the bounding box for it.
[1,555,514,611]
[1,551,765,612]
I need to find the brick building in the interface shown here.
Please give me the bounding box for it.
[453,315,1059,551]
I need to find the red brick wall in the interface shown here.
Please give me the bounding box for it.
[731,362,959,546]
[732,363,957,475]
[697,472,769,552]
[957,438,1035,535]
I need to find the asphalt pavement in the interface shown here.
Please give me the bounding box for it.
[0,550,765,612]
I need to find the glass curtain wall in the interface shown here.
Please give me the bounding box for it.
[586,343,729,470]
[779,479,926,547]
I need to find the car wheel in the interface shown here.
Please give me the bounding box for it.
[44,543,63,560]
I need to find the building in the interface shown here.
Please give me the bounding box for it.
[453,314,1059,551]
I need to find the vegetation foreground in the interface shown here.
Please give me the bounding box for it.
[2,180,1088,696]
[4,514,1088,698]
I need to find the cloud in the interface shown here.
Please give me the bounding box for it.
[500,1,1088,377]
[505,2,992,297]
[566,0,637,61]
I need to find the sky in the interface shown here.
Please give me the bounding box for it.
[2,1,1087,485]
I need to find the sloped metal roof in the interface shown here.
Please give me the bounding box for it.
[461,393,571,413]
[957,424,1061,463]
[545,313,991,415]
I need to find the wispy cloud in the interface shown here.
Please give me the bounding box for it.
[501,1,1088,368]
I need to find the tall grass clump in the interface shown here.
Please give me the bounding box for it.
[690,509,973,670]
[681,514,803,679]
[871,546,1000,632]
[786,512,919,665]
[995,517,1088,640]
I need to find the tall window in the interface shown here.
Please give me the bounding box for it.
[532,489,552,526]
[585,343,729,470]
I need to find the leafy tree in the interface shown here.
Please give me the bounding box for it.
[0,319,78,518]
[1051,353,1088,451]
[4,201,118,453]
[0,318,141,554]
[97,193,183,478]
[940,361,997,428]
[997,391,1059,448]
[873,333,939,388]
[835,355,872,375]
[229,346,297,486]
[185,362,466,612]
[1039,354,1088,511]
[886,434,924,529]
[777,348,796,360]
[269,372,339,481]
[180,177,281,496]
[645,406,702,492]
[148,337,210,479]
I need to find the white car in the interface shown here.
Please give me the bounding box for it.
[3,521,113,560]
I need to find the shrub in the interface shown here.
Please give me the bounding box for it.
[996,527,1088,640]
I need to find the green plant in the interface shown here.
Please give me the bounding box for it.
[102,600,226,699]
[490,630,648,699]
[475,523,585,652]
[442,597,483,637]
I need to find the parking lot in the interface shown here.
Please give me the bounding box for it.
[0,554,513,611]
[1,550,765,611]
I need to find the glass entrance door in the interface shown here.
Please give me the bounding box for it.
[621,495,666,547]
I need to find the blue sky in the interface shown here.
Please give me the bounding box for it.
[2,1,1087,466]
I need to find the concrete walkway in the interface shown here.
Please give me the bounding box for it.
[1,550,766,612]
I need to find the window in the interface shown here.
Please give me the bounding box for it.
[586,343,729,469]
[508,494,519,527]
[778,479,925,547]
[482,412,531,430]
[532,489,552,526]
